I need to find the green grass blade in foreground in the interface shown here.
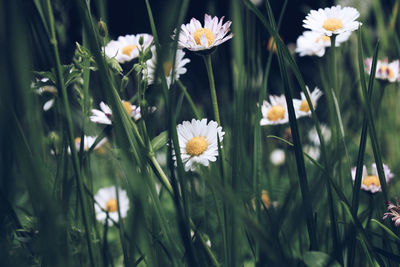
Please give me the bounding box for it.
[44,1,96,266]
[263,0,317,250]
[356,29,388,200]
[352,33,381,213]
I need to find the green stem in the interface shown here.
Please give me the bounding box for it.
[45,1,96,267]
[176,80,201,120]
[203,55,221,126]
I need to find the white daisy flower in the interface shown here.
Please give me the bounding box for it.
[270,149,285,166]
[260,95,289,126]
[175,14,233,52]
[308,124,331,146]
[34,78,58,111]
[303,5,361,36]
[295,31,351,57]
[351,163,394,193]
[74,136,107,151]
[144,46,190,87]
[90,101,143,125]
[293,86,323,118]
[94,186,130,225]
[175,118,225,172]
[104,34,153,63]
[365,58,400,82]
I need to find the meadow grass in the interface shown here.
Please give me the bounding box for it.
[1,0,400,266]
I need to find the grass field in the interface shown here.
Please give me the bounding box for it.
[1,0,400,266]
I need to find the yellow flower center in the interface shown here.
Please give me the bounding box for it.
[163,61,173,76]
[122,101,133,115]
[315,35,330,43]
[380,66,395,80]
[322,18,343,32]
[362,175,380,187]
[193,28,215,46]
[299,100,312,112]
[105,199,118,212]
[267,105,285,121]
[74,137,88,151]
[267,37,277,52]
[186,136,208,156]
[261,190,271,208]
[121,44,137,56]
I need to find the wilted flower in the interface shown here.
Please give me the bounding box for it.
[303,5,362,36]
[351,163,394,193]
[383,198,400,227]
[175,118,224,172]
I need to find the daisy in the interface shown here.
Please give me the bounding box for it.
[295,31,351,57]
[383,198,400,227]
[175,14,233,52]
[365,58,400,82]
[351,163,394,193]
[293,86,323,118]
[270,149,285,166]
[144,46,190,87]
[33,78,58,111]
[90,101,142,125]
[73,136,108,152]
[308,124,331,146]
[303,5,361,36]
[175,118,225,172]
[104,34,153,63]
[260,95,289,126]
[94,186,130,226]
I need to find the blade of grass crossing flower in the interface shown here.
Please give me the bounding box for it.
[352,31,380,214]
[263,0,317,250]
[356,29,388,199]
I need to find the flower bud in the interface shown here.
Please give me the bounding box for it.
[98,19,108,38]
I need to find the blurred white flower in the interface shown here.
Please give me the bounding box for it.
[90,101,145,125]
[104,34,153,63]
[365,58,400,82]
[303,145,320,160]
[174,14,233,52]
[144,46,190,87]
[270,149,285,166]
[34,78,58,111]
[175,119,224,172]
[303,5,361,36]
[351,163,394,193]
[308,124,332,146]
[94,186,130,226]
[293,86,323,118]
[295,31,351,57]
[260,95,289,126]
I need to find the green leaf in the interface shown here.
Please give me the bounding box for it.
[303,251,340,267]
[151,131,168,152]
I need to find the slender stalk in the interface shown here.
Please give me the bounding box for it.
[176,80,201,120]
[45,1,96,266]
[203,55,221,126]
